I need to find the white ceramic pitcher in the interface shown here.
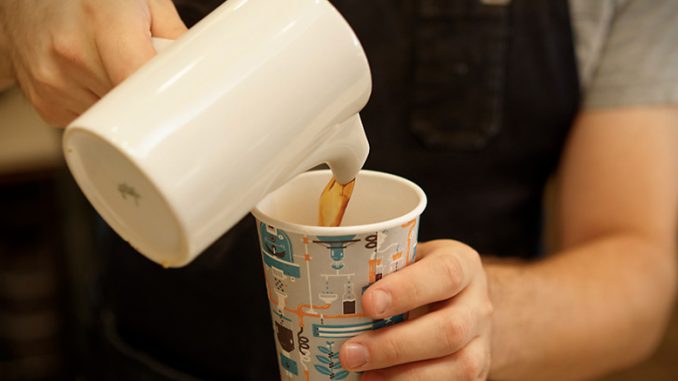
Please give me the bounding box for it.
[62,0,372,267]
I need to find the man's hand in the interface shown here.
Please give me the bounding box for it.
[340,240,493,381]
[0,0,187,126]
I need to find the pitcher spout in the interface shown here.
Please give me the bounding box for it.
[325,114,370,185]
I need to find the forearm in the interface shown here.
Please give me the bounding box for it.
[0,1,16,91]
[0,56,14,91]
[487,233,677,381]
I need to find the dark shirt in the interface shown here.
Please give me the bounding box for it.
[97,1,580,380]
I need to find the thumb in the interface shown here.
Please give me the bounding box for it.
[149,0,188,39]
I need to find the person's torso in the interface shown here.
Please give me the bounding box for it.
[97,1,580,379]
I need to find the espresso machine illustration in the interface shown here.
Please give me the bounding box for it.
[257,220,418,379]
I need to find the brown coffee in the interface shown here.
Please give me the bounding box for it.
[318,176,355,227]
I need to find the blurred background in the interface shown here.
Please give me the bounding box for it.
[0,88,100,380]
[0,87,676,380]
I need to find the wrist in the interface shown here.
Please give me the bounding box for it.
[483,258,536,380]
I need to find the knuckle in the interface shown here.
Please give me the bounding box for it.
[459,353,483,381]
[455,240,482,266]
[81,0,98,18]
[438,253,464,290]
[32,65,59,91]
[440,314,467,351]
[52,35,84,65]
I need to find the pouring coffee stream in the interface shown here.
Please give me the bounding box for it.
[318,176,356,227]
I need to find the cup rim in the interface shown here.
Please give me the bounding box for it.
[251,169,427,235]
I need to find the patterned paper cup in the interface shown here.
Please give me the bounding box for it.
[252,170,427,381]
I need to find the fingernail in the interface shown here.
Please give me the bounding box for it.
[372,289,391,316]
[344,343,369,369]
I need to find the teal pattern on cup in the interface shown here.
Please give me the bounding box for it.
[253,170,427,381]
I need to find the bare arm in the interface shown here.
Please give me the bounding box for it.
[340,107,678,381]
[0,15,12,91]
[488,107,678,380]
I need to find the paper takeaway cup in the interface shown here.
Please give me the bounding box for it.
[252,170,427,381]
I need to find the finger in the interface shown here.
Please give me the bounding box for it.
[35,88,96,123]
[361,337,490,381]
[25,66,96,125]
[149,0,188,39]
[362,240,479,319]
[50,31,113,97]
[31,70,99,116]
[31,93,79,127]
[341,304,478,371]
[415,239,465,259]
[95,14,156,85]
[61,87,99,115]
[54,110,80,128]
[55,45,112,98]
[59,59,110,98]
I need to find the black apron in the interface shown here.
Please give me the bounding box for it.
[92,0,580,379]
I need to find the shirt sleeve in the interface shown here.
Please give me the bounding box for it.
[583,0,678,109]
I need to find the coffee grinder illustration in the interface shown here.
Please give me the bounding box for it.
[313,235,360,270]
[260,223,299,378]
